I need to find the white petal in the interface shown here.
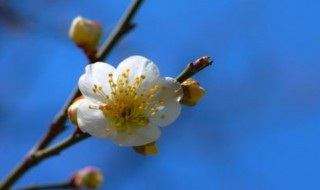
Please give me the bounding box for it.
[155,77,183,102]
[79,62,115,104]
[150,77,183,126]
[116,55,160,88]
[77,99,113,138]
[109,124,161,146]
[150,100,181,127]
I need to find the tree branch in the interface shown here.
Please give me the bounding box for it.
[0,1,144,189]
[15,182,71,190]
[96,0,144,61]
[33,131,90,163]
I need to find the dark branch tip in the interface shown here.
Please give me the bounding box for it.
[193,55,213,69]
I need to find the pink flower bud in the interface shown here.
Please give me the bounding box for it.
[72,166,104,189]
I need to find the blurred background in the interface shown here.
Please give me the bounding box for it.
[1,0,320,189]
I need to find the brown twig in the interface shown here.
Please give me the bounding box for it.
[10,54,212,190]
[176,56,213,83]
[0,1,144,189]
[15,182,72,190]
[6,53,212,190]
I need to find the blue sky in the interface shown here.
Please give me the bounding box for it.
[1,0,320,189]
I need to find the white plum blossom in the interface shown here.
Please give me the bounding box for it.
[77,56,183,146]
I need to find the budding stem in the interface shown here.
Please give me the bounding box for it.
[0,1,144,189]
[176,56,213,83]
[0,1,212,189]
[15,182,72,190]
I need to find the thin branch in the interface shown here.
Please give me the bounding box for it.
[33,131,90,163]
[34,87,82,151]
[176,56,213,83]
[37,55,213,162]
[0,0,211,188]
[0,1,144,189]
[15,182,71,190]
[96,0,144,61]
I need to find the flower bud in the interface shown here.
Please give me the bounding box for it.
[69,16,102,53]
[180,78,206,106]
[72,166,104,189]
[68,96,85,125]
[133,142,159,155]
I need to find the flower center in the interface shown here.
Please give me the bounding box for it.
[90,68,166,135]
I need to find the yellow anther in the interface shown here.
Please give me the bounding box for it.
[94,84,97,89]
[135,77,140,84]
[94,70,163,134]
[160,114,165,119]
[88,105,93,109]
[122,72,127,78]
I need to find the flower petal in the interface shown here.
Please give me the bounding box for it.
[154,77,183,102]
[77,99,112,138]
[109,124,161,146]
[79,62,115,104]
[150,77,183,126]
[116,55,160,88]
[150,100,181,127]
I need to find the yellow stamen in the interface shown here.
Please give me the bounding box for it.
[90,68,166,135]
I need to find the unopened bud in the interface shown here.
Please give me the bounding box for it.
[72,166,104,189]
[133,142,159,155]
[193,56,212,69]
[69,16,102,53]
[68,96,85,125]
[180,79,206,106]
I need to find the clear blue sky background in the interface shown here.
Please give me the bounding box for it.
[1,0,320,189]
